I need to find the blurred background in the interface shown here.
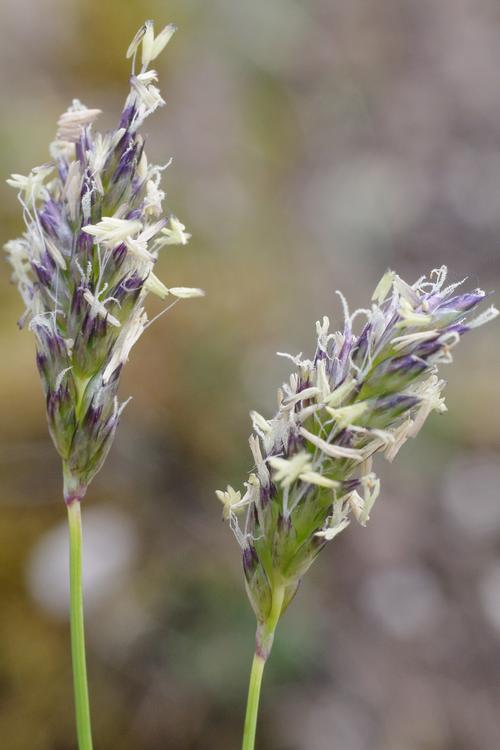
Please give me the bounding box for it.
[1,0,500,748]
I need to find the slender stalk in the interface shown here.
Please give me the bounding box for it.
[241,585,285,750]
[242,652,266,750]
[67,501,93,750]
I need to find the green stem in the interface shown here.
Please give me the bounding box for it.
[241,585,285,750]
[242,652,266,750]
[68,501,93,750]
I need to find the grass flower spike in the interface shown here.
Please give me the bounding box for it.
[5,20,202,505]
[218,267,497,750]
[5,21,202,750]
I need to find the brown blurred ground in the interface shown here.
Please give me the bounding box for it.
[0,1,500,749]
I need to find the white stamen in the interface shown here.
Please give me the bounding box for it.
[250,410,272,436]
[7,165,53,201]
[56,100,101,143]
[151,24,177,60]
[126,23,148,59]
[249,434,270,488]
[83,289,120,327]
[300,427,365,461]
[102,307,147,383]
[124,235,154,264]
[372,269,395,304]
[282,386,320,407]
[161,215,191,245]
[325,402,368,429]
[82,217,142,246]
[141,20,155,67]
[315,517,350,541]
[168,287,205,299]
[269,452,313,488]
[323,378,356,407]
[215,485,244,521]
[144,272,168,299]
[299,472,340,489]
[144,179,165,216]
[385,418,412,462]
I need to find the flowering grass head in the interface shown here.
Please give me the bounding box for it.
[5,21,203,504]
[218,267,497,656]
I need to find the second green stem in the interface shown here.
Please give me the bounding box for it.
[68,500,94,750]
[241,585,285,750]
